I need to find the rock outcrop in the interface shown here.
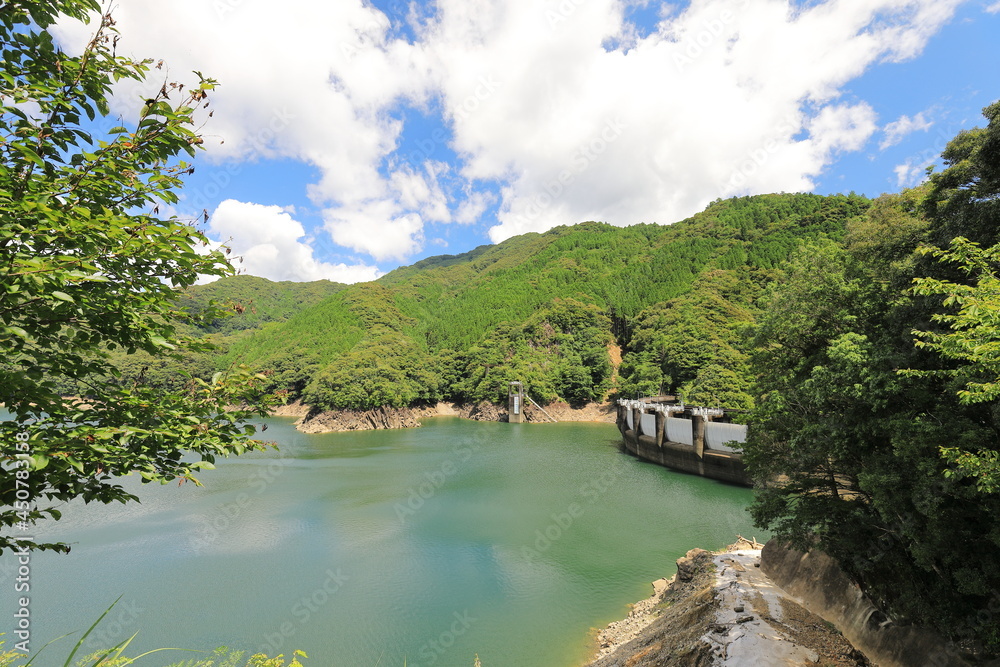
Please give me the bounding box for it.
[296,405,427,433]
[460,401,506,422]
[292,399,618,433]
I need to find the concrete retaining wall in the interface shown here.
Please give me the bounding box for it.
[665,417,694,446]
[640,413,656,437]
[760,541,998,667]
[615,402,750,486]
[621,429,749,486]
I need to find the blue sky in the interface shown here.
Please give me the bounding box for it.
[55,0,1000,282]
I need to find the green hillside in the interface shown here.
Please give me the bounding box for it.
[178,274,347,334]
[208,192,869,409]
[80,191,869,408]
[83,276,347,395]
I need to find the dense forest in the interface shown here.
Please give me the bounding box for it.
[746,102,1000,656]
[90,191,868,412]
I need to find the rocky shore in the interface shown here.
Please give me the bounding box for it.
[289,399,615,433]
[587,537,870,667]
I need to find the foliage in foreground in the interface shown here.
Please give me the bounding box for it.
[0,595,309,667]
[0,644,307,667]
[0,0,275,553]
[746,101,1000,654]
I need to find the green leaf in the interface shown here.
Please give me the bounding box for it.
[3,325,28,338]
[15,144,45,167]
[148,335,177,350]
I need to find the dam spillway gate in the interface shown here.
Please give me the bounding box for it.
[616,398,750,486]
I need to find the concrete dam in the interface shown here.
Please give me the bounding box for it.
[615,398,750,486]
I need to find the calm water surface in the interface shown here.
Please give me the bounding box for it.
[1,417,759,666]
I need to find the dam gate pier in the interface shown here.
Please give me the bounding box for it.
[616,398,750,486]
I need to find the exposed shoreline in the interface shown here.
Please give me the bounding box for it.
[281,399,617,434]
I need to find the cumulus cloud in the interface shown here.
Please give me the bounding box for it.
[893,158,934,188]
[987,1,1000,14]
[325,203,426,262]
[881,111,934,149]
[423,0,952,242]
[54,0,964,259]
[209,200,381,283]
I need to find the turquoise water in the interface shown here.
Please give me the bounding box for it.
[1,417,758,666]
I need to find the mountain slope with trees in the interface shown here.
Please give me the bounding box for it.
[198,192,870,410]
[174,101,1000,657]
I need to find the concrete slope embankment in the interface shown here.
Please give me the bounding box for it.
[587,539,870,667]
[760,542,1000,667]
[589,538,1000,667]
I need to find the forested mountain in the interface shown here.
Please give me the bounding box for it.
[76,276,346,394]
[178,275,347,335]
[118,191,868,410]
[79,191,871,409]
[63,92,1000,655]
[175,104,1000,653]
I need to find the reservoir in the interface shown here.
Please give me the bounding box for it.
[1,417,759,666]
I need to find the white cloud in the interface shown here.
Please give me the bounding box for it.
[422,0,953,242]
[880,111,934,149]
[986,1,1000,14]
[454,190,495,224]
[324,203,425,261]
[54,0,964,259]
[808,104,880,154]
[209,200,381,283]
[893,158,934,188]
